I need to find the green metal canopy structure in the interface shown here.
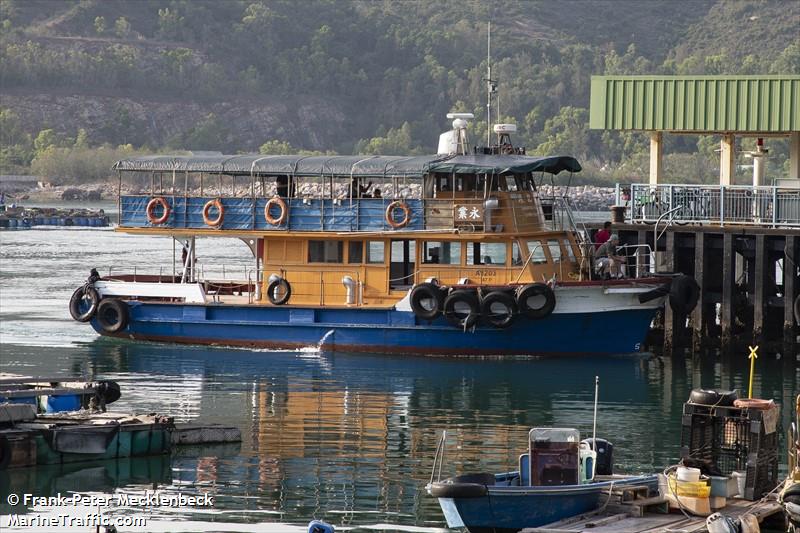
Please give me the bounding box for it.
[589,75,800,185]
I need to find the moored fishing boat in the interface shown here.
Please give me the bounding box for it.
[426,427,658,532]
[68,115,698,355]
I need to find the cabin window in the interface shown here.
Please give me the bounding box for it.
[512,242,524,266]
[308,240,343,263]
[525,240,548,264]
[348,241,363,263]
[367,241,385,264]
[562,239,576,262]
[502,175,518,191]
[467,242,506,266]
[423,241,461,265]
[547,239,562,262]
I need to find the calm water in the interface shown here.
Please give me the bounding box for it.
[0,226,797,532]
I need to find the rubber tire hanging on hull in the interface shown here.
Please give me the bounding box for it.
[443,290,480,329]
[267,278,292,305]
[427,473,495,498]
[410,283,444,320]
[795,294,800,326]
[688,388,738,406]
[668,275,700,315]
[69,285,100,322]
[516,283,555,319]
[96,298,129,333]
[480,291,517,329]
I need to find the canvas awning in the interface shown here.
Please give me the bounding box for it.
[113,154,581,177]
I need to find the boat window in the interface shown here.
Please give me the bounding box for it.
[525,241,548,264]
[348,241,363,263]
[512,242,523,266]
[502,175,518,192]
[367,241,385,264]
[466,242,506,265]
[423,241,461,265]
[308,240,344,263]
[547,239,562,262]
[562,239,576,262]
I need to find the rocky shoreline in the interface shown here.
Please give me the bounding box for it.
[4,181,618,212]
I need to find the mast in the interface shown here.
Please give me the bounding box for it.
[486,21,491,146]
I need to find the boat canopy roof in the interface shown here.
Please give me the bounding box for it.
[113,153,581,177]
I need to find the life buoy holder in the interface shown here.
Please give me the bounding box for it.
[146,197,171,225]
[385,201,411,229]
[202,198,224,228]
[265,196,288,226]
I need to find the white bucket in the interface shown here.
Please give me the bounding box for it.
[677,466,701,482]
[732,471,746,497]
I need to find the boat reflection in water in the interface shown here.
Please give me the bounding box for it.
[2,338,795,530]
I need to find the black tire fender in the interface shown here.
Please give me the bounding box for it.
[443,290,480,329]
[95,380,121,404]
[69,285,100,322]
[516,283,556,319]
[688,388,738,406]
[267,278,291,305]
[669,275,700,315]
[427,481,488,499]
[480,290,517,329]
[794,294,800,326]
[96,298,129,333]
[410,283,444,320]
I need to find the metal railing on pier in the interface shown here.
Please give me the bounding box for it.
[619,183,800,228]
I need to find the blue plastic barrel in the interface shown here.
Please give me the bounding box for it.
[45,394,82,413]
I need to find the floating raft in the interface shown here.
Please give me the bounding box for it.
[0,205,109,228]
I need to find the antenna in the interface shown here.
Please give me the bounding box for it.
[486,21,491,146]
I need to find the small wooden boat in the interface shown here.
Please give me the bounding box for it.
[0,374,120,413]
[427,428,658,533]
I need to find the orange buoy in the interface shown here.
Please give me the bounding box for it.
[265,196,288,226]
[146,197,171,225]
[202,198,224,227]
[385,201,411,229]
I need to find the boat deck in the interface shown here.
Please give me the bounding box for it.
[521,496,783,533]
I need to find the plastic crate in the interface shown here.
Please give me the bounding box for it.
[679,402,779,500]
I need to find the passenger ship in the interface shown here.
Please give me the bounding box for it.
[69,116,690,355]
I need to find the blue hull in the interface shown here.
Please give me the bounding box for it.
[438,475,658,532]
[91,301,657,355]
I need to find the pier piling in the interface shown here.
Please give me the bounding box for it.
[594,223,800,354]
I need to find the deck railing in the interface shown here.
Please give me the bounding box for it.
[620,184,800,228]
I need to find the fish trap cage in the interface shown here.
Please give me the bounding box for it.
[679,402,779,500]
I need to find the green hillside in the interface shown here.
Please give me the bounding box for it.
[1,0,798,184]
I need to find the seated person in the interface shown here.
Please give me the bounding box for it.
[594,221,612,250]
[372,188,382,198]
[595,234,626,278]
[482,255,493,265]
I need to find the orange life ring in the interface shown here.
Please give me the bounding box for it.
[264,196,287,226]
[146,197,170,225]
[385,201,411,229]
[202,198,224,228]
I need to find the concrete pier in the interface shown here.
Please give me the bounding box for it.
[589,223,800,355]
